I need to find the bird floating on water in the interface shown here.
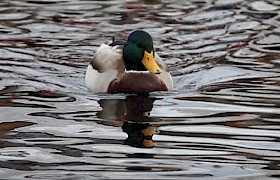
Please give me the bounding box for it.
[85,30,173,94]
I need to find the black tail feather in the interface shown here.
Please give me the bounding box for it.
[109,36,126,46]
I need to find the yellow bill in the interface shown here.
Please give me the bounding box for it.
[142,51,162,74]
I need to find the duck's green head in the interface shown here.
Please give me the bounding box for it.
[123,30,162,74]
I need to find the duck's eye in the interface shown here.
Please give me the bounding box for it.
[137,43,143,48]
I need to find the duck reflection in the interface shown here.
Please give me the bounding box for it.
[122,122,158,148]
[97,95,160,148]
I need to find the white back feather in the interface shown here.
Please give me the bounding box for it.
[85,44,123,93]
[93,44,123,71]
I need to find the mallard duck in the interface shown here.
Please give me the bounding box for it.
[85,30,173,94]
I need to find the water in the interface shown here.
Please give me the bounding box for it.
[0,0,280,179]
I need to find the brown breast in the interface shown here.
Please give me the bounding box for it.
[108,72,168,94]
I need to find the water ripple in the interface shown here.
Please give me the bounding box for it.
[1,0,280,179]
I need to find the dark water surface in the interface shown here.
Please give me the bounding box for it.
[1,0,280,179]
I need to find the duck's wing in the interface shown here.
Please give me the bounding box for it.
[154,52,173,90]
[90,43,125,73]
[85,44,125,93]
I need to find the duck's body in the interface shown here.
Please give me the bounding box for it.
[85,30,173,94]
